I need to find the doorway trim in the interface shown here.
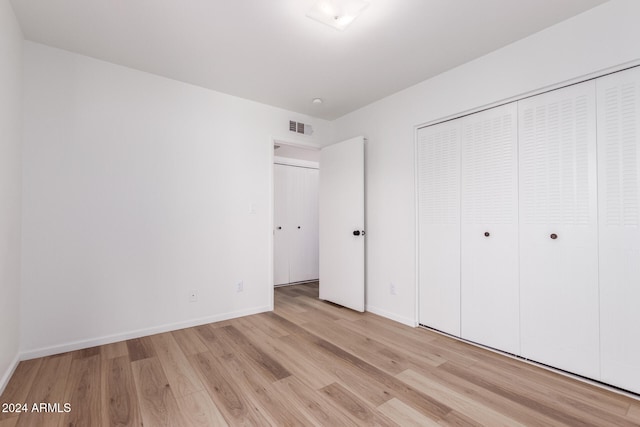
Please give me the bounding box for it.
[269,136,321,310]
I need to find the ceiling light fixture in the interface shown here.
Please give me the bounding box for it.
[306,0,370,31]
[312,98,323,105]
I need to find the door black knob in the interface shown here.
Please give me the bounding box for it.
[277,226,282,230]
[353,230,361,236]
[550,233,558,240]
[484,232,490,237]
[297,226,301,229]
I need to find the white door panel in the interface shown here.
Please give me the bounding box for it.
[274,164,290,286]
[518,81,599,378]
[274,164,319,285]
[290,167,319,283]
[597,66,640,394]
[319,136,365,312]
[417,120,461,336]
[461,102,519,355]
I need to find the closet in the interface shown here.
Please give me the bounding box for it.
[418,65,640,394]
[274,163,319,286]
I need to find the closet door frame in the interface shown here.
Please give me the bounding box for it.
[273,157,320,286]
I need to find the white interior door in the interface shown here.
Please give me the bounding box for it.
[319,136,365,312]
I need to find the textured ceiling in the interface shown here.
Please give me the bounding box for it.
[11,0,607,120]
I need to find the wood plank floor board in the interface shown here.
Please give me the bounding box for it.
[302,319,410,376]
[100,341,128,360]
[188,351,270,426]
[321,382,399,426]
[175,390,228,427]
[447,357,639,427]
[235,313,290,339]
[469,353,634,420]
[0,417,18,427]
[101,355,142,427]
[336,318,448,368]
[215,351,313,426]
[131,357,185,426]
[310,331,454,420]
[3,283,639,426]
[271,294,308,314]
[14,353,72,427]
[396,368,525,427]
[193,324,230,358]
[170,328,209,356]
[272,376,360,427]
[439,362,627,427]
[377,398,441,427]
[71,346,101,360]
[402,359,568,426]
[150,332,205,398]
[628,403,640,422]
[235,321,339,390]
[219,325,291,382]
[62,354,102,427]
[125,337,156,362]
[278,333,397,407]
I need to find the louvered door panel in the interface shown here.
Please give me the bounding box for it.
[597,66,640,394]
[461,102,519,354]
[417,120,461,336]
[518,81,599,379]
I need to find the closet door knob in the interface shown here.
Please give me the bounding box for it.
[353,230,361,236]
[277,226,282,230]
[297,226,301,229]
[550,233,558,240]
[484,232,490,237]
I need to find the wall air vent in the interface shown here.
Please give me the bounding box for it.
[289,120,314,135]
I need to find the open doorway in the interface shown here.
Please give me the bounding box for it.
[273,140,320,290]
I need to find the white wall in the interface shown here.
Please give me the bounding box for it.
[332,0,640,326]
[0,0,23,393]
[21,41,332,357]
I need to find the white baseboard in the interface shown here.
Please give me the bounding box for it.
[20,305,271,361]
[0,353,20,396]
[366,305,417,327]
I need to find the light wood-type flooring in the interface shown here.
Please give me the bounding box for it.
[1,282,639,426]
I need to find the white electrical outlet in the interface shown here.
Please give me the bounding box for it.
[236,281,244,293]
[189,289,198,302]
[390,283,397,295]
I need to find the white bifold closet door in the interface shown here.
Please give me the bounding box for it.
[274,164,319,285]
[460,102,519,354]
[417,120,461,336]
[518,81,599,379]
[597,66,640,394]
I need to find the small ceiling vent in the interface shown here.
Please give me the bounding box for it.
[289,120,314,135]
